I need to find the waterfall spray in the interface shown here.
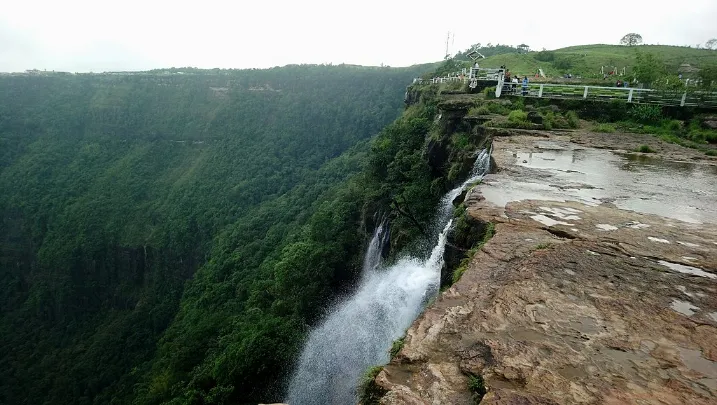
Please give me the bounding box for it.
[286,148,491,404]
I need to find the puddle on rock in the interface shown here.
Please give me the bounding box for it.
[678,348,717,378]
[670,299,699,316]
[676,286,694,297]
[531,214,573,227]
[486,146,717,224]
[659,260,717,279]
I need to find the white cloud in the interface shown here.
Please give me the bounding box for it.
[1,0,716,72]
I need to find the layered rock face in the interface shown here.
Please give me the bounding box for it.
[375,132,717,404]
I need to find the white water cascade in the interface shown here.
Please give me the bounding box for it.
[286,148,492,405]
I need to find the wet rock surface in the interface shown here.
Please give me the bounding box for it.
[376,131,717,404]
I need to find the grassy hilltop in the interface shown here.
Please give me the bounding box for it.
[453,43,717,79]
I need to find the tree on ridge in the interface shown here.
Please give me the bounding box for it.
[620,33,643,47]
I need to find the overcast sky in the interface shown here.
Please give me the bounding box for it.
[1,0,716,72]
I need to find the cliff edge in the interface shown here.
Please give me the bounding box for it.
[374,129,717,404]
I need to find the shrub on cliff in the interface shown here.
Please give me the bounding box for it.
[358,366,388,404]
[566,111,580,128]
[508,110,528,124]
[468,105,491,116]
[628,104,663,124]
[637,144,656,153]
[485,102,511,115]
[390,337,405,358]
[483,86,496,99]
[467,373,488,403]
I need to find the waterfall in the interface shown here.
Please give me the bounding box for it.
[361,217,388,280]
[286,147,491,405]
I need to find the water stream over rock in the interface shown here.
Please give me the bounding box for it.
[286,149,491,404]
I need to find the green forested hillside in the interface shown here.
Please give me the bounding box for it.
[0,64,436,405]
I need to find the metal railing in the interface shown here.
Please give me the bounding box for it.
[507,83,717,108]
[411,71,717,108]
[411,67,504,85]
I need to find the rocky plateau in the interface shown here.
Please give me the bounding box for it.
[376,130,717,405]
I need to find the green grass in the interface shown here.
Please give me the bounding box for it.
[467,373,487,404]
[616,117,717,153]
[451,132,471,151]
[566,111,580,128]
[456,44,717,79]
[486,102,511,115]
[541,110,574,129]
[594,123,616,133]
[483,86,496,99]
[390,337,405,358]
[507,109,528,124]
[534,243,552,250]
[358,366,388,405]
[468,105,491,116]
[439,81,467,94]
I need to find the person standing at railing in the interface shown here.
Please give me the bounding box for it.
[522,77,529,96]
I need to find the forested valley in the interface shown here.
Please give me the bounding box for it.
[0,64,440,405]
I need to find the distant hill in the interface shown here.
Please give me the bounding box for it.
[456,44,717,79]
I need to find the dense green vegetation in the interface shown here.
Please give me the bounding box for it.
[0,64,445,405]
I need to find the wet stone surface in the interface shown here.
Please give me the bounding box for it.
[376,131,717,405]
[481,140,717,224]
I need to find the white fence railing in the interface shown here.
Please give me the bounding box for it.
[503,83,717,108]
[410,73,717,108]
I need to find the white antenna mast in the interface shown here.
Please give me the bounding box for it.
[445,31,450,59]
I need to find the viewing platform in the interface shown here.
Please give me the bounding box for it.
[411,67,717,109]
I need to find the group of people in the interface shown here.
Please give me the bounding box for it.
[502,69,530,95]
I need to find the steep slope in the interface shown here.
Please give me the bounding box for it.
[0,64,433,405]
